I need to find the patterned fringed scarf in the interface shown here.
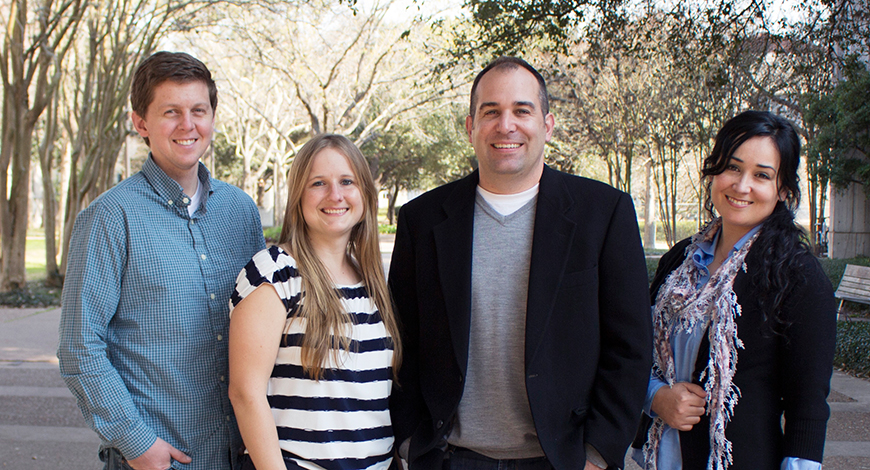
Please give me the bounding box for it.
[642,219,759,470]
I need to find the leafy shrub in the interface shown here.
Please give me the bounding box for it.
[834,321,870,377]
[263,226,281,244]
[646,257,660,285]
[0,286,61,307]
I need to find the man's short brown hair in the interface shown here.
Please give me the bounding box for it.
[130,51,218,118]
[469,56,549,120]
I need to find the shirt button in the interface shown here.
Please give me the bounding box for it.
[220,375,226,382]
[183,197,190,204]
[210,293,216,300]
[167,200,174,205]
[189,220,195,226]
[217,334,223,341]
[226,415,231,421]
[200,254,207,260]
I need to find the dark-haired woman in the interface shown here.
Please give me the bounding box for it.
[632,110,836,470]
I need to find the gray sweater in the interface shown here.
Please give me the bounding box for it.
[446,194,544,459]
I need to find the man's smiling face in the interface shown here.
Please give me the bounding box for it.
[466,66,554,194]
[131,80,214,185]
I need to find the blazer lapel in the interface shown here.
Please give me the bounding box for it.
[432,172,478,376]
[525,166,577,365]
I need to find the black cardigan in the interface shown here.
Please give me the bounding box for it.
[633,237,837,469]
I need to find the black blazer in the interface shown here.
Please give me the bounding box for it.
[388,166,653,470]
[632,236,836,469]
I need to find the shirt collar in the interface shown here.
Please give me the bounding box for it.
[693,222,763,268]
[141,155,213,214]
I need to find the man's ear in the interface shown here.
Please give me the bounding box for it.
[544,112,555,141]
[465,115,474,143]
[130,111,149,138]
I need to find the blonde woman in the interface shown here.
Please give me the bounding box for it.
[228,134,402,470]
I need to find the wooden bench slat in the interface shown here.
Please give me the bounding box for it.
[836,286,870,296]
[844,265,870,275]
[836,292,870,301]
[837,281,870,290]
[835,265,870,319]
[836,292,870,300]
[838,280,870,289]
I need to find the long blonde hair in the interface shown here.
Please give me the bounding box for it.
[279,134,401,380]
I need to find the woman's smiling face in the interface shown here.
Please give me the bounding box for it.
[711,135,784,239]
[301,147,364,244]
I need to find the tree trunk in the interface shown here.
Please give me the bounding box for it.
[387,185,399,225]
[40,99,63,287]
[274,153,287,228]
[1,0,84,291]
[1,108,33,291]
[60,157,83,278]
[643,159,656,250]
[57,143,72,274]
[0,0,29,292]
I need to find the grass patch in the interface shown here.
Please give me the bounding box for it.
[25,237,47,280]
[379,224,396,234]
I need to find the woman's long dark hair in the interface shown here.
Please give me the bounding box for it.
[701,110,808,331]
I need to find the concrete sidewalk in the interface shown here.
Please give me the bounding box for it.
[1,307,97,468]
[3,304,870,469]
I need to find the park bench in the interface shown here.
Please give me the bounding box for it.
[835,264,870,321]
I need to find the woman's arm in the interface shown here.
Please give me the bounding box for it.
[779,257,837,462]
[229,284,289,470]
[643,372,667,416]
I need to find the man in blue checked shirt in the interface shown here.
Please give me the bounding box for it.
[59,52,265,470]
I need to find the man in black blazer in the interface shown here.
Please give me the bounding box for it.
[388,57,652,470]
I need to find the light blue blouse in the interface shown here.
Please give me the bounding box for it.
[634,225,820,470]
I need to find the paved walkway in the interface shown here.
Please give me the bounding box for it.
[2,234,868,469]
[4,304,870,469]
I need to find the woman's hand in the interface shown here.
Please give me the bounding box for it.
[651,382,707,431]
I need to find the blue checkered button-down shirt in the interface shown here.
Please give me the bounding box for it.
[59,156,265,469]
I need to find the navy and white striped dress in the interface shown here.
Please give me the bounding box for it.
[230,246,394,470]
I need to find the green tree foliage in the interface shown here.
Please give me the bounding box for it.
[452,0,623,58]
[804,60,870,192]
[212,134,244,188]
[363,108,474,223]
[451,0,756,64]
